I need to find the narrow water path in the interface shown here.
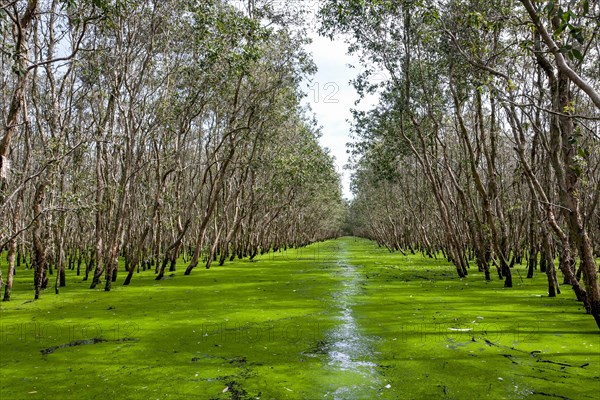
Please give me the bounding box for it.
[324,241,383,398]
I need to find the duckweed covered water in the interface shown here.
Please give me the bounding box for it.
[1,237,599,399]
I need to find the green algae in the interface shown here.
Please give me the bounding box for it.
[0,237,598,399]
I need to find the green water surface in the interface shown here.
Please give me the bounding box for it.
[1,237,599,399]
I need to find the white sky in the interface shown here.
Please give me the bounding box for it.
[294,1,380,200]
[303,31,380,200]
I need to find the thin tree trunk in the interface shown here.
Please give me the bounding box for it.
[32,184,46,300]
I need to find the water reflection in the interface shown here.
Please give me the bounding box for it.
[326,251,381,398]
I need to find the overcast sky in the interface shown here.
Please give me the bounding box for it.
[302,18,380,200]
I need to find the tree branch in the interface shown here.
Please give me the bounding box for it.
[520,0,600,109]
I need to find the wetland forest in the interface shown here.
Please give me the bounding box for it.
[1,1,599,399]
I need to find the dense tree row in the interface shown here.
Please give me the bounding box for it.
[0,0,345,299]
[321,0,600,328]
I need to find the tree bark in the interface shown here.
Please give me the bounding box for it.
[32,183,46,300]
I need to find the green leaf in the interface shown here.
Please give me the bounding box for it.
[544,0,555,17]
[568,48,583,62]
[559,44,572,54]
[570,163,583,177]
[582,0,589,15]
[569,27,585,45]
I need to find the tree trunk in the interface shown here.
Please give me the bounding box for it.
[32,184,46,300]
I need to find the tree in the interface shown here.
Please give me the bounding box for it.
[320,0,600,328]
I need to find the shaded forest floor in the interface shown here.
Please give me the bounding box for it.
[1,237,599,399]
